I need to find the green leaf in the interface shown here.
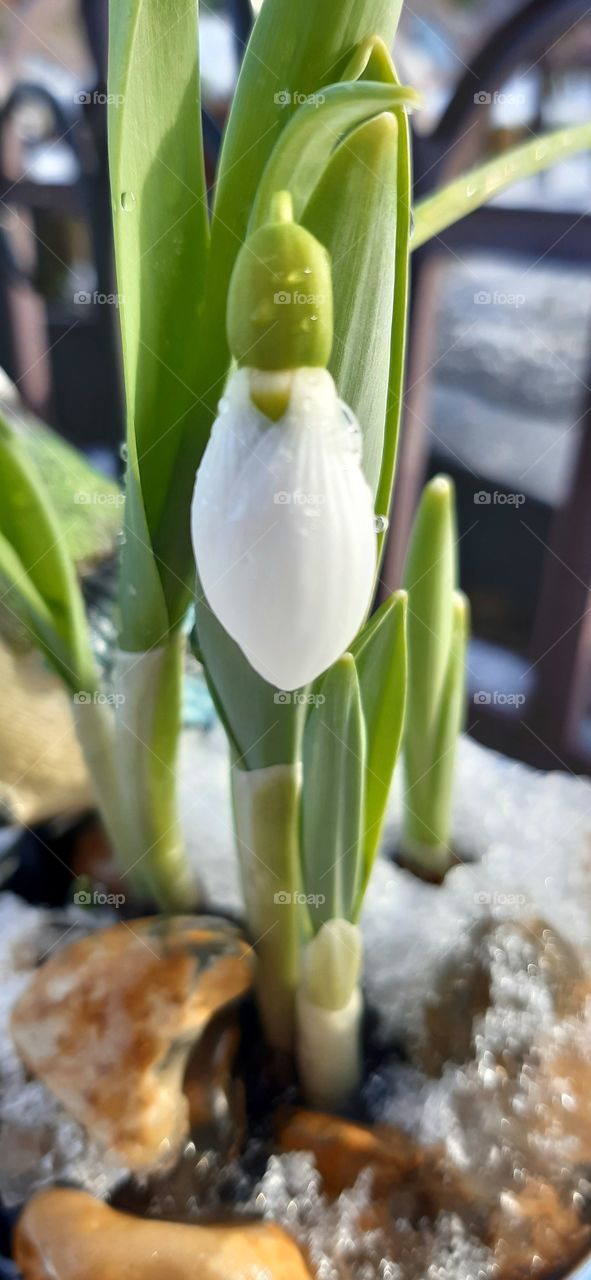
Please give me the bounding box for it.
[350,589,407,903]
[375,67,413,544]
[108,0,209,639]
[304,112,399,496]
[251,81,420,230]
[413,122,591,250]
[1,400,122,569]
[158,14,415,628]
[301,654,366,928]
[194,583,303,769]
[403,590,469,869]
[404,475,457,754]
[428,590,470,840]
[0,415,95,690]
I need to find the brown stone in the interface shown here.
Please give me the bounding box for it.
[490,1180,590,1279]
[418,917,585,1077]
[11,916,253,1171]
[184,1011,246,1157]
[277,1109,423,1196]
[14,1187,313,1280]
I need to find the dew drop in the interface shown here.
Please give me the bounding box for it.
[119,442,128,462]
[374,514,389,534]
[120,191,136,212]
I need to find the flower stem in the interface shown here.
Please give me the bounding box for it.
[111,634,198,911]
[231,762,303,1052]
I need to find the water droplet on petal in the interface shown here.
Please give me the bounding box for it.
[120,191,136,212]
[374,514,389,534]
[119,442,128,462]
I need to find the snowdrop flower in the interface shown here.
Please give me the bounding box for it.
[191,366,376,690]
[191,190,377,690]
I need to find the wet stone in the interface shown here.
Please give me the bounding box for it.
[13,1186,314,1280]
[417,917,586,1077]
[11,916,253,1171]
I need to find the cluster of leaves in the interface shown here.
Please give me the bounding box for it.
[0,0,588,917]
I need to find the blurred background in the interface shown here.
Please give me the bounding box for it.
[0,0,591,781]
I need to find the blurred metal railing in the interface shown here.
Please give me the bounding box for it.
[381,0,591,773]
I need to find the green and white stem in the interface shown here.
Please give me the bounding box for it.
[296,919,363,1109]
[232,762,303,1053]
[75,635,197,911]
[111,636,198,910]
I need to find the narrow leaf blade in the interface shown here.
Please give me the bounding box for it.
[404,475,457,755]
[351,589,407,901]
[413,122,591,250]
[0,416,93,688]
[301,654,366,928]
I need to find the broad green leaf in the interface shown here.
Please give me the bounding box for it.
[251,82,420,230]
[108,0,209,638]
[301,654,366,928]
[350,589,407,903]
[0,416,95,690]
[162,8,409,523]
[404,475,457,756]
[413,122,591,250]
[1,398,122,569]
[194,583,303,769]
[304,112,399,496]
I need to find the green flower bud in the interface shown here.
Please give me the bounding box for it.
[227,191,333,373]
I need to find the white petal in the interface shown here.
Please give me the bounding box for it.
[191,368,376,690]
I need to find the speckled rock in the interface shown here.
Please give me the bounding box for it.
[11,916,253,1171]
